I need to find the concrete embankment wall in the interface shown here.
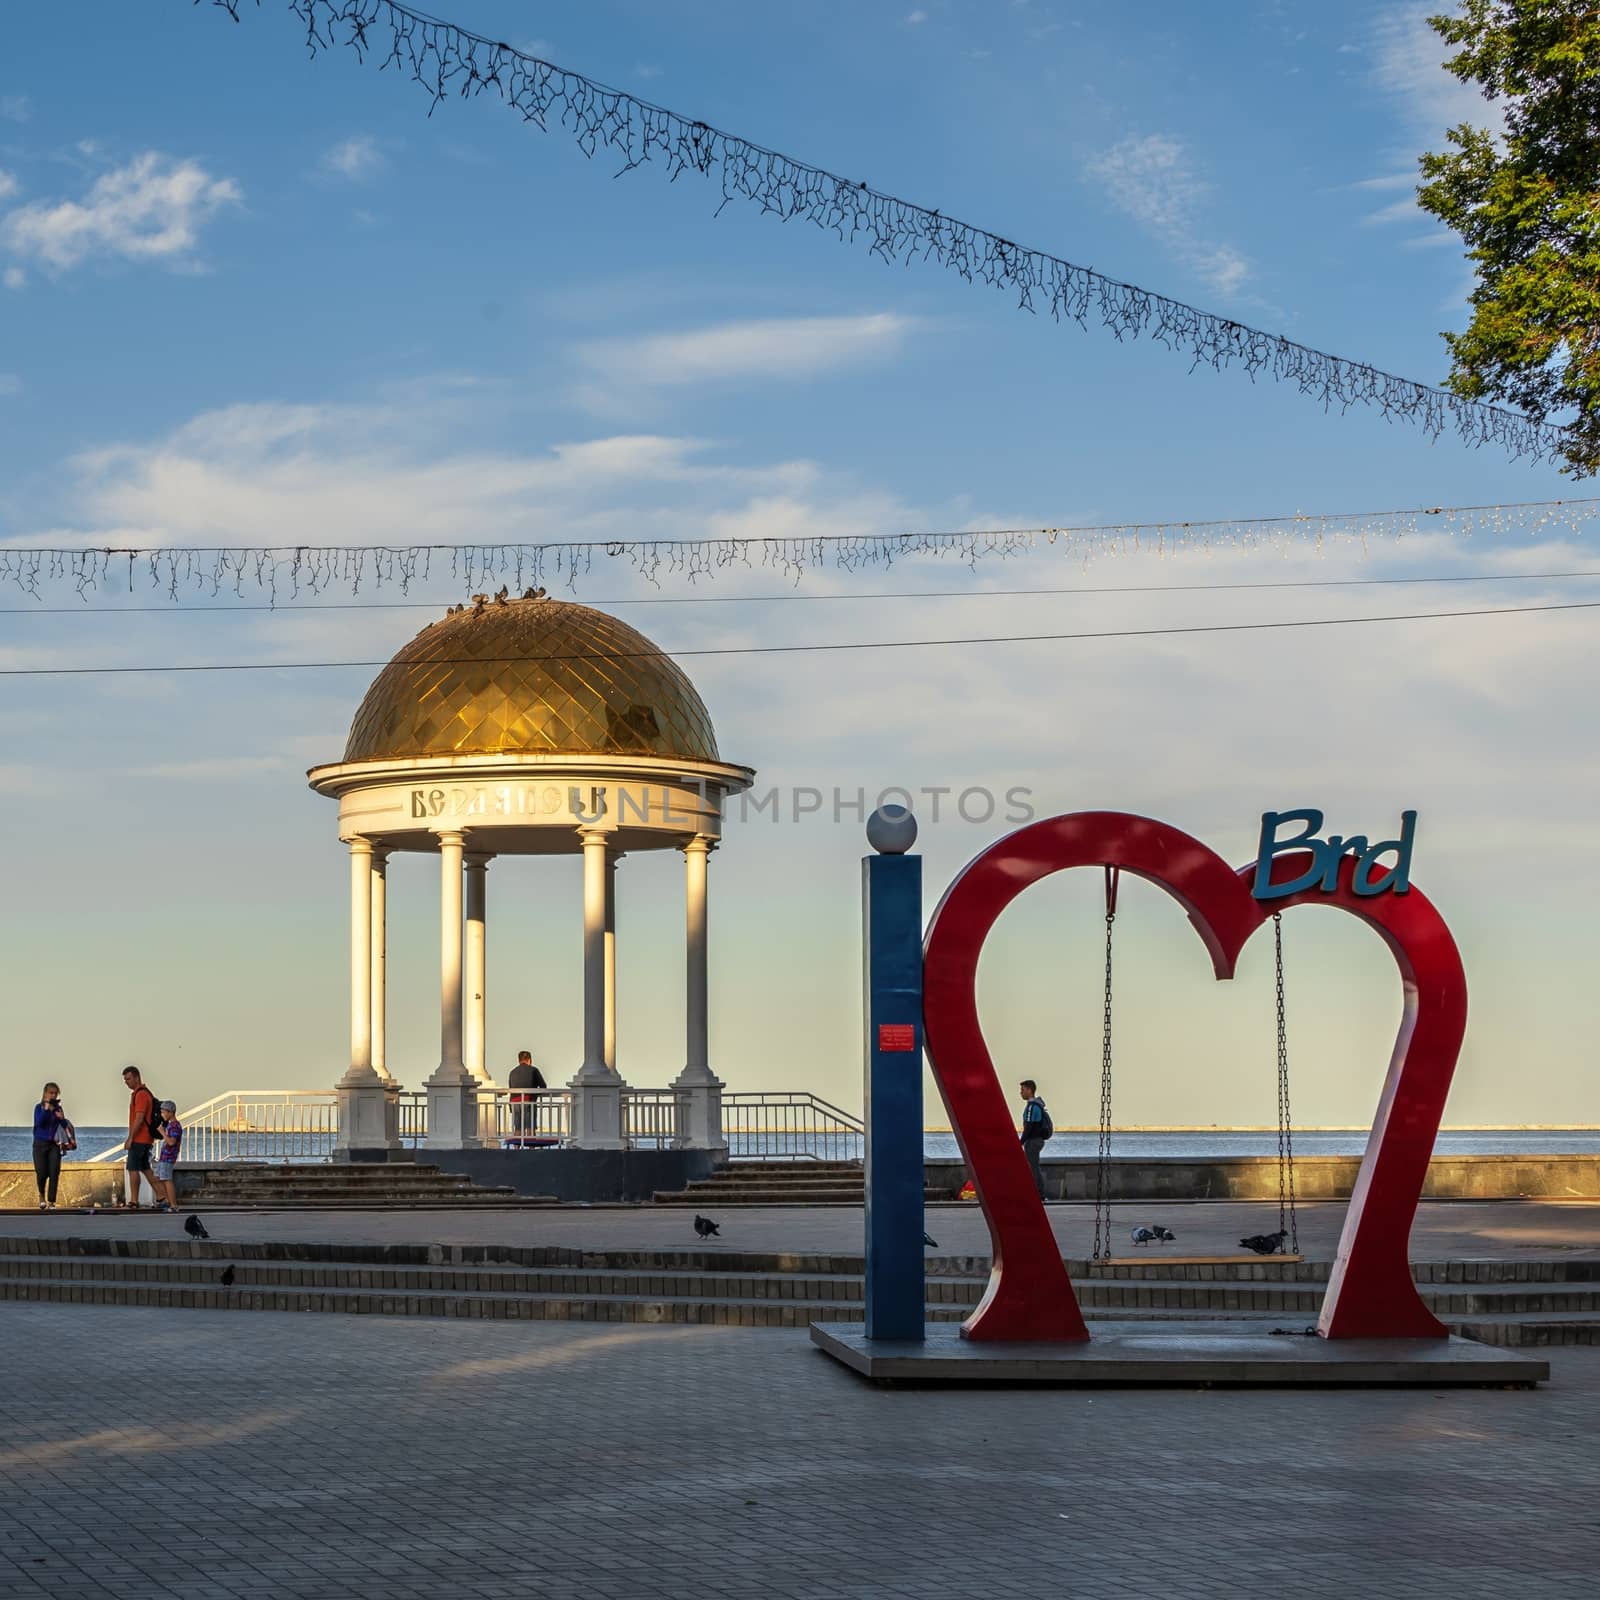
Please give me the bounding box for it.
[6,1152,1600,1208]
[925,1155,1600,1202]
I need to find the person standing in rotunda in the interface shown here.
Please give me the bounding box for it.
[507,1050,547,1137]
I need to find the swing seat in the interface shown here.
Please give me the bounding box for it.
[1094,1253,1305,1268]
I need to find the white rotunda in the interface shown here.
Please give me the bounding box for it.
[308,590,755,1161]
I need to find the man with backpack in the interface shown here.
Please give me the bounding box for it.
[121,1064,162,1210]
[1019,1079,1053,1200]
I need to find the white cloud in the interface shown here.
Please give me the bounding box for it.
[321,135,384,180]
[1084,133,1251,298]
[2,267,23,290]
[573,313,920,412]
[0,95,28,123]
[634,64,663,80]
[0,170,17,202]
[1373,3,1502,139]
[53,392,858,549]
[122,756,287,781]
[1363,194,1426,227]
[0,373,20,396]
[1363,7,1504,248]
[907,9,928,21]
[1,152,240,275]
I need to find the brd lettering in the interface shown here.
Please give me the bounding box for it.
[1252,808,1416,899]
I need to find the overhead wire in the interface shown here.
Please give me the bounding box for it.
[4,596,1595,676]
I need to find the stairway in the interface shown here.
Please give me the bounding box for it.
[1,1237,1594,1345]
[653,1160,950,1206]
[185,1162,554,1209]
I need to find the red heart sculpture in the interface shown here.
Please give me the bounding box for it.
[921,811,1467,1341]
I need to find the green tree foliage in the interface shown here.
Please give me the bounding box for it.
[1418,1,1600,474]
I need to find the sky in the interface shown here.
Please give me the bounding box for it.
[1,1,1595,1128]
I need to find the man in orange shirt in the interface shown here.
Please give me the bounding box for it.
[122,1065,160,1210]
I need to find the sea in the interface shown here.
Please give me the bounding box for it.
[4,1125,1600,1166]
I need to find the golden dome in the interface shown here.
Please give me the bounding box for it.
[343,595,720,764]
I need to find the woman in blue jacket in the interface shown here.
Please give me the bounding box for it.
[32,1082,68,1210]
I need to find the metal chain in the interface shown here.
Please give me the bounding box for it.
[1273,912,1299,1255]
[1093,904,1116,1263]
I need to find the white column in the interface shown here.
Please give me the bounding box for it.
[569,826,626,1148]
[370,848,391,1083]
[464,852,491,1085]
[683,834,714,1079]
[348,837,375,1079]
[603,850,623,1074]
[673,833,726,1150]
[424,829,480,1150]
[336,836,399,1157]
[439,830,466,1076]
[578,827,608,1077]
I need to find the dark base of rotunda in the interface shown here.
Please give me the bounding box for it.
[417,1146,722,1204]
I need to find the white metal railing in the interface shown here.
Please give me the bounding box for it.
[625,1088,679,1150]
[467,1088,572,1147]
[722,1092,864,1162]
[85,1086,864,1162]
[87,1090,339,1164]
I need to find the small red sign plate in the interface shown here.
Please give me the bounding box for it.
[877,1023,916,1052]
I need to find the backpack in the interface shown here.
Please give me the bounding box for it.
[1033,1103,1054,1142]
[138,1089,164,1143]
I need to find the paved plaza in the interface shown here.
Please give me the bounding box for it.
[2,1197,1597,1261]
[0,1299,1595,1600]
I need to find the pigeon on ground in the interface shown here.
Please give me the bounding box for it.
[184,1214,210,1240]
[1130,1225,1158,1247]
[1239,1230,1289,1256]
[1151,1225,1176,1242]
[1130,1225,1176,1247]
[693,1215,720,1239]
[923,1232,939,1248]
[220,1266,235,1288]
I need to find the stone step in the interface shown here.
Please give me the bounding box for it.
[2,1273,1592,1345]
[188,1163,544,1209]
[10,1252,1594,1316]
[197,1166,476,1181]
[8,1230,1596,1289]
[670,1173,867,1187]
[684,1176,865,1188]
[717,1162,863,1175]
[0,1255,970,1302]
[189,1186,536,1200]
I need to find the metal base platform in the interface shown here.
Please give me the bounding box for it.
[810,1322,1550,1387]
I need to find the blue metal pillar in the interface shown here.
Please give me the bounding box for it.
[863,842,924,1341]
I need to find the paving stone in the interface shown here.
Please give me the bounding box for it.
[0,1301,1595,1598]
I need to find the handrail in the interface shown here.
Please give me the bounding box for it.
[86,1089,339,1163]
[83,1086,866,1163]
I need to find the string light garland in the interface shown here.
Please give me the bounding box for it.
[2,495,1596,602]
[3,566,1598,618]
[201,0,1576,468]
